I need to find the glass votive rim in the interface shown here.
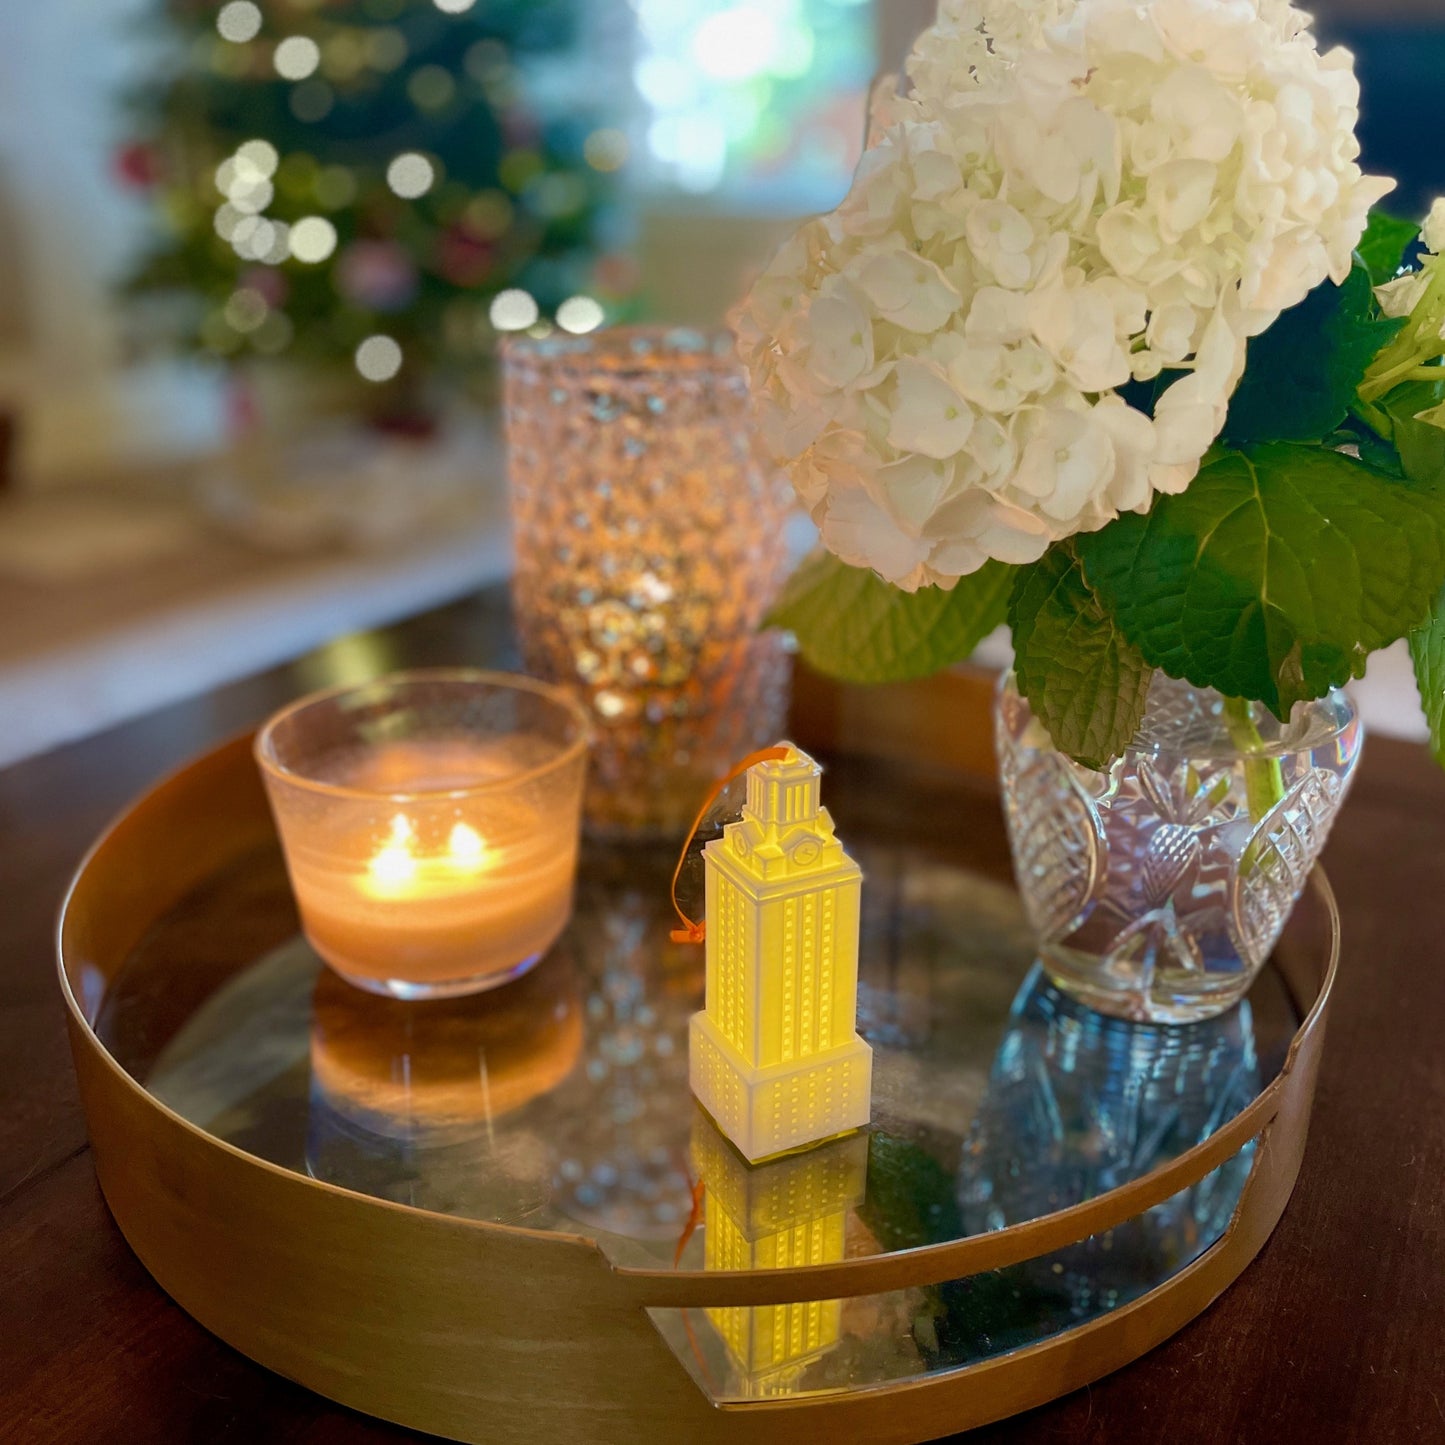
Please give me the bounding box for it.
[254,667,594,802]
[499,324,739,381]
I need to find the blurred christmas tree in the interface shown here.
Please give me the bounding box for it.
[118,0,633,421]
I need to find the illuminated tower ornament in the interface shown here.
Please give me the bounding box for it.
[688,743,871,1161]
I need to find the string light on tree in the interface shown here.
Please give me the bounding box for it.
[556,296,605,334]
[235,139,278,177]
[355,335,403,383]
[275,36,322,81]
[386,152,435,199]
[490,289,539,332]
[124,0,627,402]
[216,1,261,43]
[288,216,337,264]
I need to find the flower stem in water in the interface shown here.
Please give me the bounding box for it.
[1222,696,1287,823]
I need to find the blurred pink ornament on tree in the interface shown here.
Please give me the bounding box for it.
[114,141,162,189]
[335,240,419,313]
[435,224,495,287]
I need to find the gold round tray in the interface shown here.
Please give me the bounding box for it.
[57,734,1338,1444]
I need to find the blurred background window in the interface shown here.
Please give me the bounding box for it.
[631,0,874,210]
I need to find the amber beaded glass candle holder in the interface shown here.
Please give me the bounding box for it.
[256,669,591,1000]
[503,327,795,838]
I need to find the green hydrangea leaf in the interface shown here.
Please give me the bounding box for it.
[1358,210,1420,287]
[1410,586,1445,768]
[1223,259,1407,446]
[1380,377,1445,489]
[1008,542,1154,770]
[767,551,1013,684]
[1077,443,1445,718]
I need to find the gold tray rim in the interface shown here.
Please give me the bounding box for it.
[55,731,1340,1443]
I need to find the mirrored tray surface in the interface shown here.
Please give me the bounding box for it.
[93,804,1301,1403]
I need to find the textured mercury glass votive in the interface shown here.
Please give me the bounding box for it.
[503,326,795,838]
[257,669,590,1000]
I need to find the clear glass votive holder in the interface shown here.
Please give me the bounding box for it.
[256,669,591,1000]
[503,326,795,839]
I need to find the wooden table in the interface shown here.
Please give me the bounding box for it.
[2,590,1442,1444]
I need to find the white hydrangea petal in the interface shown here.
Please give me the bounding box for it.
[887,358,976,458]
[1147,158,1218,241]
[1424,198,1445,256]
[799,286,876,390]
[868,454,958,535]
[854,247,962,333]
[1377,272,1430,319]
[819,476,935,588]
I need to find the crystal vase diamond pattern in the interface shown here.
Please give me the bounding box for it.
[997,674,1361,1023]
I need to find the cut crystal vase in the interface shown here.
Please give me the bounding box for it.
[996,673,1361,1024]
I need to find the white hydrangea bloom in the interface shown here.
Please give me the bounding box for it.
[735,0,1394,589]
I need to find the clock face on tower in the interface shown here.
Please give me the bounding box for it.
[788,837,821,867]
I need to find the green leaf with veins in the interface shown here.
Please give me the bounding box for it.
[766,550,1013,684]
[1357,210,1420,287]
[1008,542,1154,770]
[1410,585,1445,768]
[1076,443,1445,718]
[1223,259,1406,446]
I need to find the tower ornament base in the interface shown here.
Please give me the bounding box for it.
[687,743,872,1163]
[689,1013,871,1162]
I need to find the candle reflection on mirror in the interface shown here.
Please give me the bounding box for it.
[306,948,583,1215]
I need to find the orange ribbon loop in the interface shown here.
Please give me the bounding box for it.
[669,746,791,945]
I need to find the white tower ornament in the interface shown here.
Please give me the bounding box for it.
[688,743,871,1161]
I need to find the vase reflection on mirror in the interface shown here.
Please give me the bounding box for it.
[958,963,1261,1323]
[690,1107,867,1400]
[305,949,582,1216]
[548,857,701,1244]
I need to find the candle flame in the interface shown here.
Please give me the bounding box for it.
[448,822,488,867]
[369,814,419,891]
[364,814,490,896]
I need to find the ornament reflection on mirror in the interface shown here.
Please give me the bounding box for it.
[691,1107,867,1398]
[688,744,871,1162]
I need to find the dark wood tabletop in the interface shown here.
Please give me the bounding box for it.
[2,588,1443,1445]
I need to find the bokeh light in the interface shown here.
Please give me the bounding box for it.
[434,0,478,12]
[632,0,872,203]
[407,65,456,111]
[465,190,513,239]
[693,6,779,82]
[583,128,629,173]
[314,165,357,209]
[489,288,539,331]
[216,1,262,44]
[235,139,279,177]
[288,216,338,263]
[386,152,435,198]
[275,36,322,81]
[366,28,409,72]
[556,296,605,334]
[224,288,269,332]
[355,335,403,382]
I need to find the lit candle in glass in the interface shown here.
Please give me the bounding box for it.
[257,670,591,999]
